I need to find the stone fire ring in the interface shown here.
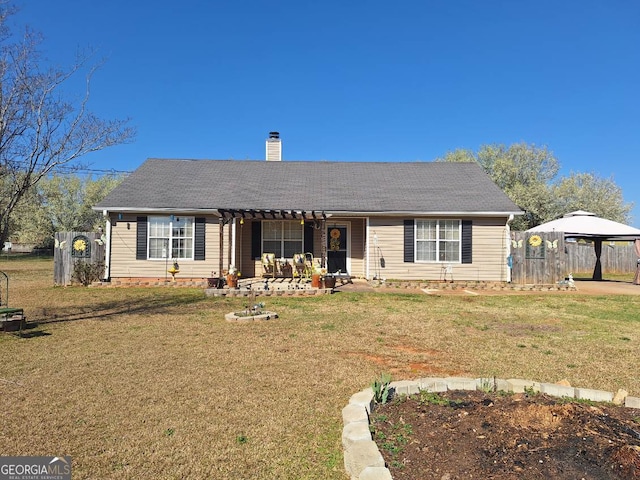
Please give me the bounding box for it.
[225,311,278,322]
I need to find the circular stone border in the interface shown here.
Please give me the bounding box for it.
[341,376,640,480]
[224,311,278,322]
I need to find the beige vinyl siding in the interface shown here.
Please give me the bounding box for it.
[369,216,509,281]
[109,214,221,279]
[109,214,509,281]
[348,218,365,277]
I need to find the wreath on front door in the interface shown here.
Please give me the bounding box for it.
[330,228,341,251]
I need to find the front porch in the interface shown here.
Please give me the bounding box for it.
[218,209,365,280]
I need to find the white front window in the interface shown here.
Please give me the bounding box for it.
[262,221,303,258]
[415,219,461,262]
[148,216,194,260]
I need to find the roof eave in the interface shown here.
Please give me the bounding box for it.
[323,210,523,217]
[94,206,523,218]
[93,206,222,216]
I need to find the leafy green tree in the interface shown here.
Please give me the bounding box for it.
[475,143,559,192]
[8,173,123,247]
[436,143,632,230]
[549,172,632,224]
[6,185,52,246]
[39,174,123,232]
[437,143,559,230]
[476,143,559,230]
[436,148,476,163]
[0,2,135,246]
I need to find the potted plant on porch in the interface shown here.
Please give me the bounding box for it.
[323,274,336,289]
[311,262,326,288]
[226,265,239,288]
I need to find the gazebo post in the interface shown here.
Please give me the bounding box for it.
[634,239,640,285]
[592,238,603,281]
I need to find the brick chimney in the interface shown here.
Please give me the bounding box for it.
[266,131,282,161]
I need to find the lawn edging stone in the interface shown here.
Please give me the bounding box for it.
[224,311,278,322]
[574,387,614,403]
[342,377,635,480]
[626,396,640,408]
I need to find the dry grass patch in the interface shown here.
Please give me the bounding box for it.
[1,257,639,479]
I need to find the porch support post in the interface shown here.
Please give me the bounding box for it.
[321,217,327,268]
[219,217,224,276]
[227,217,233,271]
[231,219,237,269]
[238,214,244,276]
[365,217,370,280]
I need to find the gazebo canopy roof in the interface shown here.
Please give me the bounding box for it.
[527,210,640,240]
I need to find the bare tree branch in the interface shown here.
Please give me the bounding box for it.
[0,3,135,245]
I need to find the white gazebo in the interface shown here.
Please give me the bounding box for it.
[527,211,640,282]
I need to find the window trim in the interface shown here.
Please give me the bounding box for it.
[414,219,462,263]
[147,216,195,260]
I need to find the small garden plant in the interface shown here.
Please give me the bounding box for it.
[370,414,413,470]
[371,373,392,405]
[418,390,451,406]
[72,259,105,286]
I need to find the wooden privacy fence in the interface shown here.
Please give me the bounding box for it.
[54,232,106,285]
[565,241,638,274]
[510,231,565,285]
[510,231,639,284]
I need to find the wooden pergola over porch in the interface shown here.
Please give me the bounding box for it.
[215,209,331,276]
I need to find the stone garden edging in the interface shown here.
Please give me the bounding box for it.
[224,310,279,322]
[342,377,640,480]
[372,280,576,292]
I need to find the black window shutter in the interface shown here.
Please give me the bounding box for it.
[194,217,205,260]
[136,216,147,260]
[251,221,262,259]
[403,219,414,263]
[304,221,314,253]
[462,220,472,264]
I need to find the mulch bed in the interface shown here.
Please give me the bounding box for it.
[371,390,640,479]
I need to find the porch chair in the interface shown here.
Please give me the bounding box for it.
[292,253,314,279]
[261,253,276,278]
[303,252,314,278]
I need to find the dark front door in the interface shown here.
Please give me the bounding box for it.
[327,226,348,273]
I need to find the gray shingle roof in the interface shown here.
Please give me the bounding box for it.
[95,159,522,214]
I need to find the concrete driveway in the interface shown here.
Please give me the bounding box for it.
[572,280,640,295]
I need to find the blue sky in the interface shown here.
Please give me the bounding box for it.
[17,1,640,225]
